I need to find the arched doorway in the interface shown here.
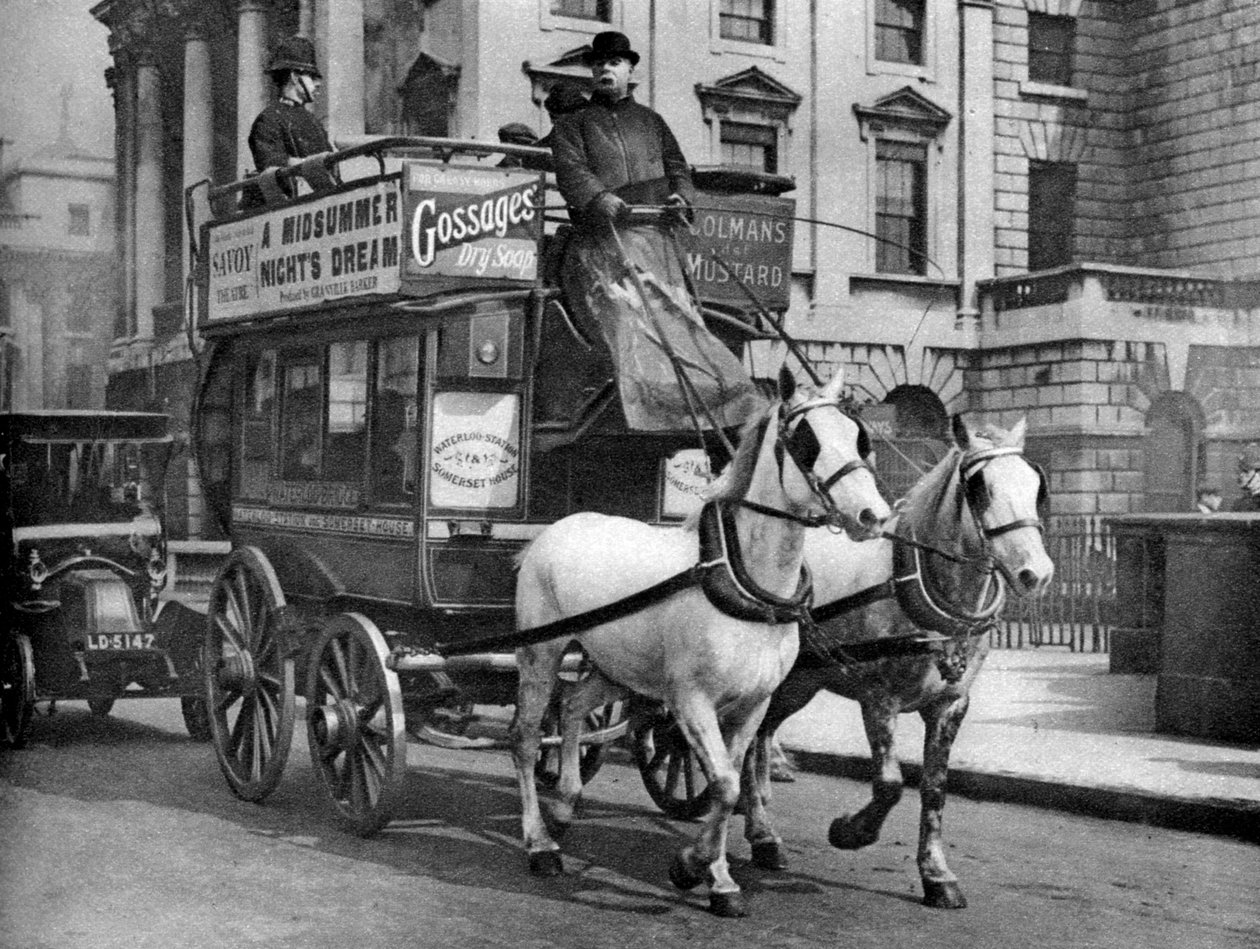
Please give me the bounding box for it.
[874,385,949,501]
[1143,393,1202,513]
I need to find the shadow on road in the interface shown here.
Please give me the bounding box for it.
[0,705,921,915]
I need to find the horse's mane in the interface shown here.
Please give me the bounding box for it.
[898,421,1018,526]
[898,447,963,527]
[681,401,776,531]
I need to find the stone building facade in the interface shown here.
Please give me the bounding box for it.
[90,0,1260,537]
[0,133,115,411]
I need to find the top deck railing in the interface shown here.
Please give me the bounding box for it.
[200,136,553,224]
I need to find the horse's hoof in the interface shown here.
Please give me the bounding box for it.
[922,880,968,909]
[828,817,876,850]
[750,841,788,871]
[708,891,748,918]
[528,850,564,877]
[668,853,706,891]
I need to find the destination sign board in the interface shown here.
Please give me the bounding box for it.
[401,164,543,286]
[206,179,403,323]
[681,193,795,311]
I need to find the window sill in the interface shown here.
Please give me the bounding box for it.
[849,272,960,292]
[546,16,612,34]
[1019,80,1088,104]
[710,37,786,62]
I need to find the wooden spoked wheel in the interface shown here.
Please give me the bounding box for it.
[534,699,627,791]
[305,613,406,836]
[1,632,35,748]
[632,704,710,821]
[203,546,295,802]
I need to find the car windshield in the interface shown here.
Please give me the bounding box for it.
[6,438,168,528]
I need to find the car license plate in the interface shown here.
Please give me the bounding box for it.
[85,633,157,650]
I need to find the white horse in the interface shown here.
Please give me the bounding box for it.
[739,415,1054,909]
[510,367,890,917]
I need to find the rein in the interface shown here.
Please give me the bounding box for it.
[796,445,1043,670]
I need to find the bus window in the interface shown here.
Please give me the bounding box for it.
[240,350,275,497]
[372,336,419,503]
[279,350,322,480]
[325,340,368,481]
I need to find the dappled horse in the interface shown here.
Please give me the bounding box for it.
[510,368,890,917]
[740,415,1054,909]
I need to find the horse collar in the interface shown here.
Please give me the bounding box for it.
[891,525,1005,639]
[697,501,813,625]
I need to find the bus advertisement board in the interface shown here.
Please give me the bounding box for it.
[681,193,795,311]
[205,179,404,324]
[401,164,544,287]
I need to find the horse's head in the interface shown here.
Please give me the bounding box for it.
[952,415,1055,597]
[770,366,890,540]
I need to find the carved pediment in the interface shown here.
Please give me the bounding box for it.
[695,66,801,119]
[853,86,952,138]
[399,51,460,92]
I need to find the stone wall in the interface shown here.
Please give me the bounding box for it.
[965,338,1173,515]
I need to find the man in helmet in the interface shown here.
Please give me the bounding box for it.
[247,36,332,198]
[1229,443,1260,511]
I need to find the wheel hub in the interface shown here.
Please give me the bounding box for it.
[309,698,360,752]
[216,649,255,695]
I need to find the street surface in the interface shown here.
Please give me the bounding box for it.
[1,698,1256,949]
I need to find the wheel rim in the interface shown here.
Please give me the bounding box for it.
[204,547,295,801]
[632,705,710,821]
[305,613,405,836]
[1,633,35,748]
[535,699,627,790]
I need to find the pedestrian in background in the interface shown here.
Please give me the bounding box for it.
[1229,443,1260,511]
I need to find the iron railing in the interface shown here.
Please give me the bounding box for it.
[993,514,1116,652]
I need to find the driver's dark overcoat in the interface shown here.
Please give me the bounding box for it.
[551,93,695,222]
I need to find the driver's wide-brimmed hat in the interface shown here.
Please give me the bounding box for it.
[267,36,321,78]
[582,31,640,66]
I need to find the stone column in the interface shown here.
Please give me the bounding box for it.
[236,0,270,172]
[298,0,315,39]
[957,0,996,322]
[132,47,164,345]
[315,0,364,145]
[183,13,214,282]
[105,59,135,342]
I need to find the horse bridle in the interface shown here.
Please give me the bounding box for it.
[959,446,1047,539]
[739,396,873,530]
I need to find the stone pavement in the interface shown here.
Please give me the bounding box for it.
[774,648,1260,843]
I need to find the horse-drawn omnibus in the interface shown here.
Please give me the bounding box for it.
[186,137,805,833]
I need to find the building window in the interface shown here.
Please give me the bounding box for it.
[720,0,773,44]
[68,204,90,236]
[551,0,610,21]
[875,0,924,65]
[1028,161,1076,270]
[1028,12,1074,86]
[720,121,778,174]
[66,364,93,408]
[875,139,927,276]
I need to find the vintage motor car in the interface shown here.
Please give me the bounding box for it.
[0,410,209,746]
